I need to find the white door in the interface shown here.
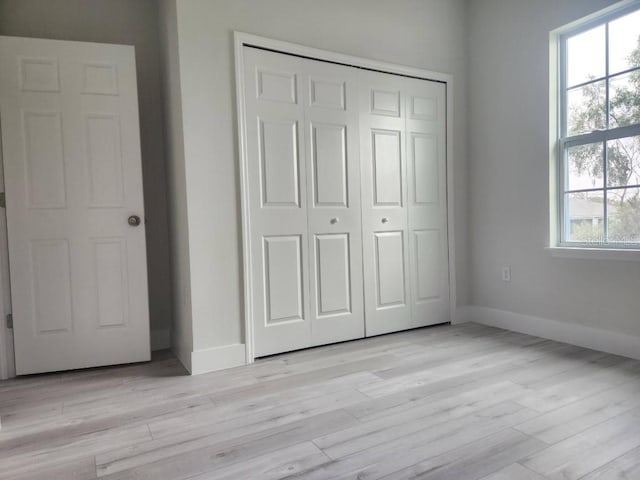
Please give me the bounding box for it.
[405,77,449,328]
[303,57,364,347]
[360,70,449,336]
[359,69,412,336]
[0,36,150,374]
[243,47,364,356]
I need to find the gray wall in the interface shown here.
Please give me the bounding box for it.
[468,0,640,337]
[0,0,173,340]
[171,0,469,353]
[158,0,193,366]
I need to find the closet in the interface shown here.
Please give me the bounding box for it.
[242,47,449,357]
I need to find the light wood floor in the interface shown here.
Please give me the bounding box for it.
[2,323,640,479]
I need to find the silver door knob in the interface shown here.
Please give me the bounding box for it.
[381,217,389,224]
[330,217,339,224]
[128,215,142,227]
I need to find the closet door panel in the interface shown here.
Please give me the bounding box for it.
[359,70,412,337]
[405,77,449,327]
[304,58,364,346]
[244,48,311,356]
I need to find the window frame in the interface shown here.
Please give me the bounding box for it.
[556,1,640,250]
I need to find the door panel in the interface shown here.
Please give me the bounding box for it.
[311,123,347,207]
[264,235,305,324]
[86,114,125,207]
[405,77,449,328]
[245,48,311,356]
[303,57,363,347]
[23,110,67,208]
[30,239,73,334]
[413,229,441,301]
[360,70,411,336]
[374,231,406,308]
[245,47,364,355]
[314,233,351,316]
[372,129,403,206]
[0,36,150,374]
[259,118,301,207]
[93,238,128,328]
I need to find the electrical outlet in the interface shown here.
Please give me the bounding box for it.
[502,266,511,282]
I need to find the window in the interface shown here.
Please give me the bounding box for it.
[558,4,640,248]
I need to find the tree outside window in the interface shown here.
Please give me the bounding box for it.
[561,6,640,247]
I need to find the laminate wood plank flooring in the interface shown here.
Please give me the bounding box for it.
[2,323,640,479]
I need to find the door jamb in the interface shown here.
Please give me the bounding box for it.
[234,32,457,365]
[0,117,16,380]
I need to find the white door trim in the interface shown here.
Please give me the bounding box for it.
[234,32,457,364]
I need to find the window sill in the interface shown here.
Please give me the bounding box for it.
[546,246,640,261]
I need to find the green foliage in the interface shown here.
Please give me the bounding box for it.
[567,34,640,243]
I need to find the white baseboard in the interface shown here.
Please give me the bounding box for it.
[150,328,171,351]
[465,305,640,361]
[190,343,246,375]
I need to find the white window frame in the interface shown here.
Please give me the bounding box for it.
[550,0,640,259]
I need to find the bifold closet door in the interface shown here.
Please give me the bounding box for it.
[360,70,449,336]
[404,77,449,330]
[243,47,363,357]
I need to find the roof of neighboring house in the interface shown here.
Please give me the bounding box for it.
[570,197,619,220]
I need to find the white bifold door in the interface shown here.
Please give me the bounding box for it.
[243,47,449,357]
[0,36,150,374]
[244,48,364,357]
[360,71,449,336]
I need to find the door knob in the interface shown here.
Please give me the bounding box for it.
[381,217,389,224]
[128,215,142,227]
[330,217,339,224]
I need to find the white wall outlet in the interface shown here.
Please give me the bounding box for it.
[502,266,511,282]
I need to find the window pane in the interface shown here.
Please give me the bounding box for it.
[565,192,605,243]
[608,9,640,75]
[608,187,640,243]
[607,136,640,187]
[609,71,640,128]
[567,25,606,87]
[567,81,606,136]
[567,142,604,191]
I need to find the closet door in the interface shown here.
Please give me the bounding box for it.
[359,70,412,336]
[302,59,364,346]
[244,48,311,356]
[405,77,449,327]
[244,48,364,356]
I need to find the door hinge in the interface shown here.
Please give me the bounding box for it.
[0,192,5,209]
[6,313,12,329]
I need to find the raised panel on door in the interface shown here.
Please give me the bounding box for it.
[92,238,128,328]
[374,231,407,308]
[264,235,305,324]
[1,36,150,374]
[30,239,73,334]
[372,129,403,207]
[86,114,125,207]
[311,122,347,207]
[244,47,312,356]
[314,233,351,316]
[303,57,363,346]
[22,110,67,209]
[259,118,301,207]
[405,77,449,328]
[359,69,411,337]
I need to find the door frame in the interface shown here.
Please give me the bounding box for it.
[0,120,16,380]
[234,32,458,364]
